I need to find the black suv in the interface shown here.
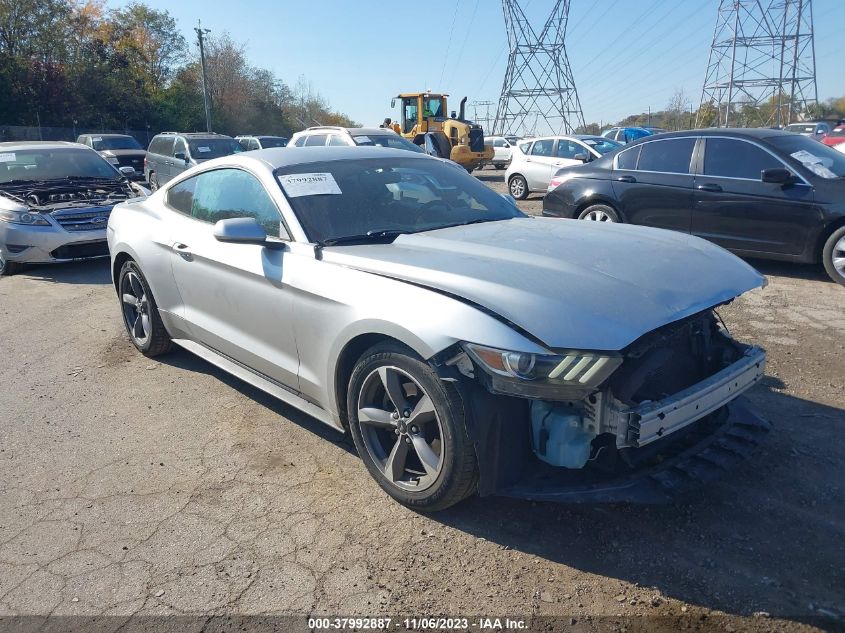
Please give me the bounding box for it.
[144,132,244,190]
[76,134,146,181]
[543,128,845,286]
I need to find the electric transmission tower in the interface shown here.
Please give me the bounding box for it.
[469,100,496,133]
[494,0,585,136]
[697,0,817,128]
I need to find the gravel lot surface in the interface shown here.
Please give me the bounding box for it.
[0,170,842,631]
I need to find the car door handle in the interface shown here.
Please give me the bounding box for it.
[615,175,636,183]
[173,243,193,261]
[696,183,722,192]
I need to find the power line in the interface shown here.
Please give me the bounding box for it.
[437,1,461,88]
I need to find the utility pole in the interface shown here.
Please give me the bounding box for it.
[195,20,212,133]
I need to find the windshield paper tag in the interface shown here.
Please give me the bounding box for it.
[355,136,372,144]
[196,146,210,153]
[0,152,15,163]
[278,173,342,197]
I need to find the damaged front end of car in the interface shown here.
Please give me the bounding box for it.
[434,309,769,504]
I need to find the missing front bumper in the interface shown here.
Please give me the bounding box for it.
[626,346,766,447]
[496,396,770,504]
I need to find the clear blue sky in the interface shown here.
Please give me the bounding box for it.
[108,0,845,129]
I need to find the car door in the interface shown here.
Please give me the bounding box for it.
[553,138,587,171]
[165,167,300,389]
[610,136,696,232]
[167,137,189,183]
[692,136,817,256]
[523,138,557,190]
[151,136,174,182]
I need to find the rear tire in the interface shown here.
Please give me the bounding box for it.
[118,260,172,357]
[508,174,529,200]
[347,342,478,511]
[577,204,620,223]
[822,225,845,287]
[148,172,158,192]
[495,164,506,170]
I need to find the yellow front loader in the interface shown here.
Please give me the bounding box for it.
[389,92,493,172]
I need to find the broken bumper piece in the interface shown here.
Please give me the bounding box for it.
[498,396,770,504]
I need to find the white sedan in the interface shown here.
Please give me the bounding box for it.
[505,135,621,199]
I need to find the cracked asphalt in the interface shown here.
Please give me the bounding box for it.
[0,172,843,631]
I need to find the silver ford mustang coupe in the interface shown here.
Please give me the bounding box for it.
[108,146,770,511]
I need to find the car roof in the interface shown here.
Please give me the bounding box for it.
[81,133,134,139]
[202,145,432,171]
[0,141,90,151]
[297,127,395,136]
[639,127,802,141]
[154,132,233,139]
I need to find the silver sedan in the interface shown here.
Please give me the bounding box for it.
[108,146,770,510]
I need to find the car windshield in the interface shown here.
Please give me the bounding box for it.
[259,137,288,148]
[581,137,622,154]
[0,148,120,184]
[92,137,142,151]
[188,138,244,159]
[275,157,525,244]
[829,127,845,137]
[785,124,816,134]
[768,134,845,178]
[353,134,424,153]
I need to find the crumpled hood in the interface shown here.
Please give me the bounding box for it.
[322,217,765,350]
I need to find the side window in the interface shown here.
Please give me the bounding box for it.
[703,138,783,180]
[294,136,307,147]
[304,134,328,147]
[247,139,259,150]
[190,169,285,237]
[327,135,348,146]
[615,145,640,170]
[151,136,174,156]
[637,138,695,174]
[494,138,508,148]
[530,139,554,157]
[555,139,581,159]
[518,141,533,154]
[166,176,197,215]
[173,138,188,158]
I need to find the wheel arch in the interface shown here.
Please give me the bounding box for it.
[574,196,624,221]
[332,331,430,429]
[814,216,845,264]
[112,250,135,291]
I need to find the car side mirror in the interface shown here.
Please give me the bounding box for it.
[761,168,793,184]
[573,152,589,162]
[213,217,272,246]
[174,151,187,162]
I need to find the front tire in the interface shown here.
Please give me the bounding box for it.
[118,260,172,356]
[508,174,528,200]
[495,164,506,170]
[347,342,478,511]
[148,172,158,192]
[822,225,845,287]
[577,203,620,223]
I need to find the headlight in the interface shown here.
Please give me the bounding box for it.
[463,342,622,400]
[0,209,51,226]
[106,156,120,165]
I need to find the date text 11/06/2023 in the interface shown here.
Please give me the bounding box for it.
[308,617,529,630]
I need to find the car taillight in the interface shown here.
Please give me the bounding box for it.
[143,157,148,166]
[548,176,566,192]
